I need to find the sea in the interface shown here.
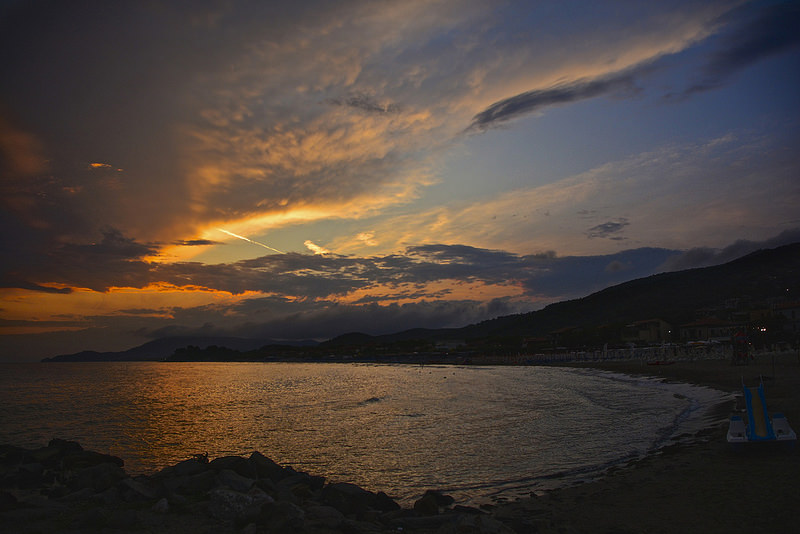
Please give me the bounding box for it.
[0,362,732,505]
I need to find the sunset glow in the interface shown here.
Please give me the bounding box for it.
[1,0,798,360]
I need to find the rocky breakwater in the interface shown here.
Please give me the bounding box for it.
[1,439,515,533]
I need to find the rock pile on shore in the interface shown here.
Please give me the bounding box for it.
[0,439,514,533]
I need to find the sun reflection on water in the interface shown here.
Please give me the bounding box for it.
[0,362,729,505]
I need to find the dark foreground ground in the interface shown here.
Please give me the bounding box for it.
[2,353,799,533]
[490,354,800,533]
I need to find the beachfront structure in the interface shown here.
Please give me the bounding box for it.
[622,318,672,344]
[679,317,743,343]
[775,301,800,336]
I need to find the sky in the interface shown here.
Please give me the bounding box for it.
[1,0,799,361]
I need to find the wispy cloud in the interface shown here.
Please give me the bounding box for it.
[304,240,330,255]
[469,73,641,131]
[586,218,630,240]
[676,2,800,98]
[326,92,403,114]
[330,132,800,257]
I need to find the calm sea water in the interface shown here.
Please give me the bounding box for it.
[0,362,731,504]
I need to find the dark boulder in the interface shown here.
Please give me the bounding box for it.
[215,468,256,492]
[321,481,388,517]
[165,457,209,477]
[68,462,126,493]
[249,451,289,482]
[0,490,18,511]
[413,490,455,516]
[118,476,160,501]
[258,500,306,532]
[209,455,257,479]
[161,469,217,496]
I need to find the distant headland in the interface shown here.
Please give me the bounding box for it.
[43,243,800,364]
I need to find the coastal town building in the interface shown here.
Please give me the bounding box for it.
[775,301,800,336]
[622,318,672,344]
[678,317,743,342]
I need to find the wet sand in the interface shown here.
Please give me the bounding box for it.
[491,352,800,533]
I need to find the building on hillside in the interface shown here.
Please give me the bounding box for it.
[775,301,800,336]
[679,317,742,342]
[622,318,672,344]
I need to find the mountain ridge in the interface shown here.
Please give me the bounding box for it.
[43,242,800,361]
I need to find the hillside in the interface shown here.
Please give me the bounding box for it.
[44,243,800,361]
[474,242,800,339]
[42,336,317,363]
[325,242,800,346]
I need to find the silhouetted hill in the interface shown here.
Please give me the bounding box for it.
[324,243,800,346]
[43,336,318,362]
[43,243,800,361]
[462,242,800,339]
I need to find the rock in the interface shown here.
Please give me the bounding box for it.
[162,469,217,496]
[0,489,18,511]
[209,488,257,521]
[304,504,345,529]
[454,505,486,515]
[107,507,143,530]
[168,457,209,477]
[47,438,83,456]
[209,455,257,479]
[207,486,273,524]
[414,490,455,516]
[414,492,441,516]
[12,462,46,489]
[91,486,122,505]
[249,451,288,481]
[0,444,31,466]
[258,500,306,532]
[70,506,109,529]
[375,490,401,512]
[152,497,170,513]
[216,468,255,492]
[28,445,62,467]
[58,486,94,502]
[277,471,326,492]
[275,471,325,504]
[392,513,460,531]
[322,481,382,516]
[68,461,126,492]
[119,476,160,501]
[340,517,388,534]
[438,514,517,534]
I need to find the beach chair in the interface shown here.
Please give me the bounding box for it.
[727,378,796,447]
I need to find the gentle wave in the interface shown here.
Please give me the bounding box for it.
[0,362,731,504]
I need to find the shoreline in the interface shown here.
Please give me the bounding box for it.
[2,356,798,533]
[489,354,800,533]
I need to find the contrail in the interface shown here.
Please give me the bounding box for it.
[217,228,285,254]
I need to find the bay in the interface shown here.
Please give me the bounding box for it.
[0,362,730,504]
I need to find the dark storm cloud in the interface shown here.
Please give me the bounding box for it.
[0,225,664,302]
[0,0,368,248]
[140,298,527,342]
[11,281,72,294]
[173,239,223,247]
[585,218,630,240]
[0,226,156,292]
[468,73,640,131]
[678,2,800,97]
[658,227,800,271]
[326,93,402,114]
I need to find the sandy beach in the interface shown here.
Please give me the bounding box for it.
[492,352,800,533]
